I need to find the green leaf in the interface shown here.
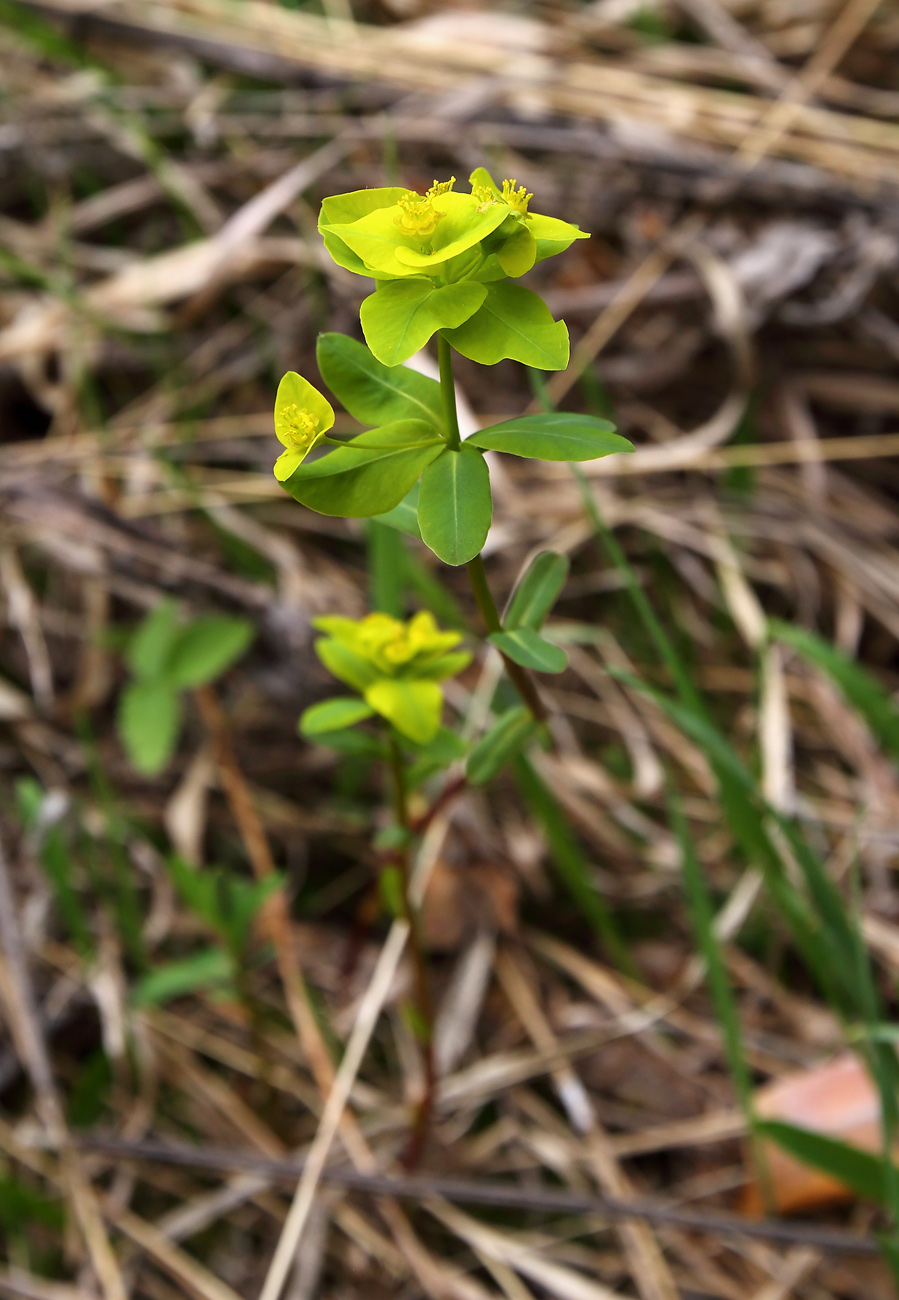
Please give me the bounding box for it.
[307,727,388,759]
[466,706,535,784]
[490,627,568,674]
[166,617,255,689]
[772,620,899,764]
[131,946,234,1008]
[127,600,180,680]
[118,681,181,775]
[406,726,468,787]
[361,280,485,367]
[316,333,443,429]
[300,697,375,736]
[506,551,570,631]
[314,638,380,692]
[469,413,633,462]
[282,422,444,519]
[364,677,443,744]
[443,282,569,370]
[757,1121,891,1206]
[374,483,421,539]
[418,444,492,566]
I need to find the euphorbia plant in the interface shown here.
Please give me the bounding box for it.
[277,169,634,1161]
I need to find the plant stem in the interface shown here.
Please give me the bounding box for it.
[437,332,461,451]
[386,735,436,1169]
[436,337,548,723]
[467,554,547,722]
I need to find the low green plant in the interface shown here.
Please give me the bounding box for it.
[117,600,255,775]
[276,168,634,1162]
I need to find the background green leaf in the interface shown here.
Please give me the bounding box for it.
[127,599,180,680]
[466,706,535,784]
[418,444,492,566]
[166,616,255,689]
[118,680,181,775]
[490,627,568,674]
[300,697,375,735]
[506,551,570,631]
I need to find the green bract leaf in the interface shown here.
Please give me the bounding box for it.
[332,191,510,280]
[361,280,486,366]
[316,333,442,429]
[127,600,180,681]
[412,650,472,681]
[300,697,376,736]
[468,413,633,461]
[318,187,408,276]
[374,484,421,538]
[443,283,569,370]
[132,947,234,1008]
[496,223,537,277]
[364,677,443,744]
[466,706,536,784]
[273,372,335,481]
[506,551,570,631]
[118,680,181,775]
[166,617,255,689]
[314,639,380,693]
[418,443,492,566]
[281,422,444,518]
[490,628,568,674]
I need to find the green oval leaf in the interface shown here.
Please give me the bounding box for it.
[506,551,570,631]
[442,282,569,370]
[468,414,634,462]
[490,627,568,674]
[418,444,492,566]
[166,617,255,689]
[300,697,376,737]
[118,681,181,775]
[282,422,444,518]
[361,280,485,367]
[127,600,180,681]
[316,333,443,429]
[466,706,536,785]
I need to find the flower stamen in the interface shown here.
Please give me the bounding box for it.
[395,191,444,237]
[279,404,320,454]
[501,178,533,216]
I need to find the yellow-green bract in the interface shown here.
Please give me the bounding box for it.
[310,611,472,744]
[273,372,335,481]
[318,169,589,285]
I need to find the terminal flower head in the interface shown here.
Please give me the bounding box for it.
[311,611,472,744]
[273,373,334,482]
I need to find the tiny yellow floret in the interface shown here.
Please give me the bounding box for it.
[395,191,444,237]
[472,183,497,213]
[501,179,532,216]
[427,176,456,198]
[278,404,320,455]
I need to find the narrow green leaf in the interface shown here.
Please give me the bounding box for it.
[166,616,254,689]
[515,756,634,972]
[466,706,535,784]
[131,947,234,1008]
[118,681,181,775]
[443,283,569,370]
[300,697,376,736]
[469,413,634,462]
[419,444,492,566]
[506,551,570,631]
[368,518,406,615]
[361,279,485,366]
[757,1121,890,1206]
[316,332,443,428]
[282,422,444,518]
[772,620,899,764]
[490,627,568,674]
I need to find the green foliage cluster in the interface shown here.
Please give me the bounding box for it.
[117,601,255,774]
